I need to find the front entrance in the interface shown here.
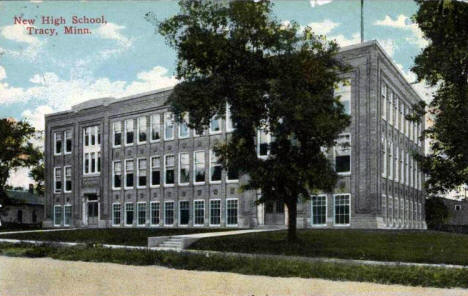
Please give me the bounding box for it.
[264,200,285,225]
[86,194,99,226]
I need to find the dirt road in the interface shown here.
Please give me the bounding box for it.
[1,256,467,296]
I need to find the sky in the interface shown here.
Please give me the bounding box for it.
[0,0,432,187]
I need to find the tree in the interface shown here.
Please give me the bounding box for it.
[412,0,468,194]
[157,0,350,241]
[29,146,45,196]
[425,196,449,229]
[0,118,40,206]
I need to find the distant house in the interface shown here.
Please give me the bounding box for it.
[442,198,468,225]
[0,186,44,225]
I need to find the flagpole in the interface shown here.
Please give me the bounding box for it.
[361,0,364,43]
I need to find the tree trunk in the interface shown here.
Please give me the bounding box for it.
[286,200,297,242]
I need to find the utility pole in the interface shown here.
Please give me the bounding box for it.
[361,0,364,43]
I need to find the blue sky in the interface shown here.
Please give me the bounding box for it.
[0,0,431,186]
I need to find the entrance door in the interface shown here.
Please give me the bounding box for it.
[86,194,99,226]
[264,200,285,225]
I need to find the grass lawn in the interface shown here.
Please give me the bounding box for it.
[190,229,468,266]
[1,242,468,288]
[0,228,234,246]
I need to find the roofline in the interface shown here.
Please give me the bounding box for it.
[45,40,423,118]
[340,40,423,103]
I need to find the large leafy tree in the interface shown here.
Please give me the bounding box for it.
[158,0,350,241]
[0,118,41,206]
[412,0,468,194]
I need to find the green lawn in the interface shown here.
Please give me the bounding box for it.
[1,242,468,288]
[0,228,233,246]
[190,229,468,266]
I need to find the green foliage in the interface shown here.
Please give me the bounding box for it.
[191,229,468,266]
[411,0,468,193]
[425,196,450,229]
[1,242,468,288]
[0,118,41,206]
[157,0,350,241]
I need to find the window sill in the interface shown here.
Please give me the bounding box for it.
[226,180,239,183]
[337,172,351,176]
[194,182,206,186]
[178,183,190,186]
[164,138,175,141]
[164,184,175,188]
[210,181,222,185]
[150,185,161,188]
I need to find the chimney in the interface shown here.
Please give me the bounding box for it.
[28,184,34,194]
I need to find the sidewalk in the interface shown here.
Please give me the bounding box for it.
[1,256,467,296]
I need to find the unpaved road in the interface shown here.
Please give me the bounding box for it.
[1,256,467,296]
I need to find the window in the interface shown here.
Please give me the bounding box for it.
[389,91,393,126]
[400,148,404,184]
[65,130,72,154]
[151,114,161,142]
[150,202,160,225]
[54,205,62,226]
[226,103,234,132]
[194,200,205,226]
[194,151,206,184]
[179,153,190,185]
[151,156,161,187]
[83,126,100,175]
[395,147,399,182]
[112,204,121,226]
[125,159,134,188]
[125,119,134,145]
[334,194,350,225]
[410,157,413,188]
[137,202,147,226]
[84,153,89,174]
[388,196,393,224]
[210,150,222,183]
[455,205,462,211]
[91,153,96,173]
[381,135,386,178]
[54,167,62,193]
[388,141,393,180]
[257,129,270,158]
[165,155,175,186]
[179,201,190,226]
[209,115,221,134]
[125,203,134,226]
[381,83,387,120]
[227,164,239,182]
[335,80,351,115]
[179,113,190,139]
[64,166,72,193]
[405,151,409,185]
[97,126,101,145]
[113,161,122,189]
[226,199,238,226]
[164,112,174,140]
[335,134,351,174]
[134,159,145,188]
[113,122,122,147]
[393,95,398,128]
[405,106,409,137]
[400,102,404,133]
[64,205,72,226]
[210,199,221,225]
[311,195,327,226]
[54,132,62,155]
[164,201,174,225]
[137,116,147,144]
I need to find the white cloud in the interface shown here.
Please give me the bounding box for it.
[1,65,177,111]
[95,23,132,49]
[22,105,53,131]
[7,167,34,189]
[0,24,44,59]
[307,19,339,35]
[330,33,361,47]
[0,66,6,80]
[396,63,436,104]
[378,39,396,57]
[374,14,428,48]
[309,0,333,8]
